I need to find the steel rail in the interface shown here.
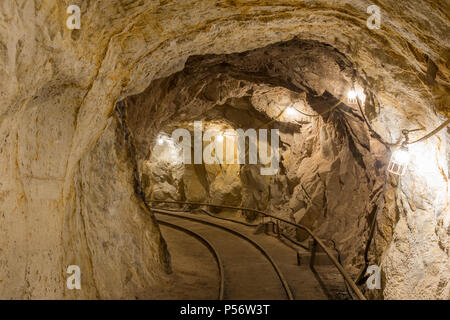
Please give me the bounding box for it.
[149,199,366,300]
[200,208,259,227]
[157,218,225,300]
[154,208,295,300]
[160,206,258,227]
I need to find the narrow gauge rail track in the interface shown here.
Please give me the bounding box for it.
[154,208,295,300]
[149,199,366,300]
[157,218,225,300]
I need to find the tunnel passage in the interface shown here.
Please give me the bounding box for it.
[123,39,388,279]
[0,0,448,301]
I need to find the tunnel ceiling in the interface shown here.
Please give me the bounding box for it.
[126,39,366,158]
[2,1,448,148]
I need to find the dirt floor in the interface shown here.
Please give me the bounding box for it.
[148,224,219,299]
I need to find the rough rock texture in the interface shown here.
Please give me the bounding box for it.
[64,116,170,299]
[126,42,386,278]
[0,0,448,299]
[371,138,449,300]
[286,115,386,274]
[142,147,185,202]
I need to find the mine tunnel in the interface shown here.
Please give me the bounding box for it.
[124,39,391,300]
[0,1,448,302]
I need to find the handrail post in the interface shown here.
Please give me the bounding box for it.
[276,220,280,238]
[309,239,317,269]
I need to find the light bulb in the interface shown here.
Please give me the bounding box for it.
[347,90,357,100]
[392,149,410,165]
[216,134,224,142]
[347,90,357,104]
[357,91,366,104]
[157,134,172,145]
[387,147,410,175]
[347,89,366,105]
[285,107,297,117]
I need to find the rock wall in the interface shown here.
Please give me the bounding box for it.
[64,115,170,299]
[0,0,448,299]
[372,133,449,299]
[284,114,386,275]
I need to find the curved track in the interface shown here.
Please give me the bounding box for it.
[157,218,225,300]
[154,208,294,300]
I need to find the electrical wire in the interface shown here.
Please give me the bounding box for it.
[259,83,448,148]
[258,106,290,129]
[294,95,347,117]
[353,82,449,147]
[407,119,450,145]
[351,84,449,292]
[258,95,347,129]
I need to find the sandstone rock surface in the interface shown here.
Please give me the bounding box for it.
[0,0,448,299]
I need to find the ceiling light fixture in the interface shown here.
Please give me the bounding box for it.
[347,89,366,105]
[285,106,297,117]
[347,73,448,178]
[347,89,357,104]
[387,146,410,176]
[157,134,172,145]
[387,120,450,176]
[388,129,412,176]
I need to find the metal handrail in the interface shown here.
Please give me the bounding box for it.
[148,199,367,300]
